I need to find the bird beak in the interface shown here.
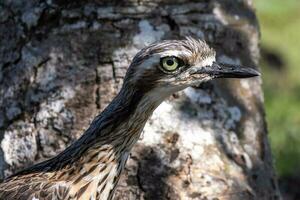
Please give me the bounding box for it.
[191,62,260,78]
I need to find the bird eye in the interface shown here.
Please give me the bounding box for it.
[160,56,181,72]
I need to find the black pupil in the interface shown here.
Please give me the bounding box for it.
[166,59,174,66]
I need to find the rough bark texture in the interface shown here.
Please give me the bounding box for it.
[0,0,281,199]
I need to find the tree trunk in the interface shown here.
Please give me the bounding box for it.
[0,0,281,199]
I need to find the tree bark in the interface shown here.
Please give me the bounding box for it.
[0,0,281,199]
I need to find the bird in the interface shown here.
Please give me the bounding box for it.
[0,37,259,200]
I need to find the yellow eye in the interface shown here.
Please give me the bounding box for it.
[161,56,180,72]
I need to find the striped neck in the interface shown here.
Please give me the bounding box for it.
[63,84,163,199]
[14,83,165,200]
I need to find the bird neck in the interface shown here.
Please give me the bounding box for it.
[84,82,163,147]
[53,83,164,199]
[11,83,168,199]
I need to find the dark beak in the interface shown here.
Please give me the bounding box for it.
[193,62,260,78]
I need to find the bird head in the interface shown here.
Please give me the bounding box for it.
[123,37,259,98]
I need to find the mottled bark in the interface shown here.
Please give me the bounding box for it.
[0,0,280,199]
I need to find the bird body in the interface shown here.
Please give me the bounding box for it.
[0,37,259,200]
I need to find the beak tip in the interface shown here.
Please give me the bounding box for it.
[247,68,261,78]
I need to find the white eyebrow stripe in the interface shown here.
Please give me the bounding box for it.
[194,56,216,69]
[194,56,216,72]
[158,50,190,58]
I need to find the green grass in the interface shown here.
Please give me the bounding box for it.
[254,0,300,177]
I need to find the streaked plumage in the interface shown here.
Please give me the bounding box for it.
[0,37,259,200]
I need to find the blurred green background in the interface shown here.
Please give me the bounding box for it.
[254,0,300,193]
